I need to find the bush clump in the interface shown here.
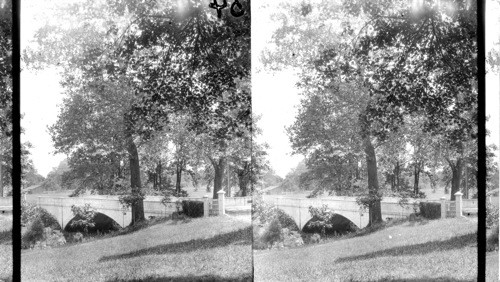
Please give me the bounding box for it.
[181,200,204,218]
[21,201,62,248]
[419,202,441,219]
[487,224,499,252]
[69,204,97,233]
[22,217,45,248]
[252,193,301,249]
[486,202,499,228]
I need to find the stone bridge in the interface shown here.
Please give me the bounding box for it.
[262,195,418,229]
[25,194,251,229]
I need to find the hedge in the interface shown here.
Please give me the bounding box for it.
[181,200,204,218]
[419,202,441,219]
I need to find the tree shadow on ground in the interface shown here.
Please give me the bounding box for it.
[166,217,192,225]
[105,273,252,282]
[0,229,11,244]
[99,226,252,262]
[369,277,473,282]
[351,218,432,239]
[336,232,476,263]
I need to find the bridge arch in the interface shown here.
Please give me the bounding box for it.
[302,213,359,234]
[64,212,122,233]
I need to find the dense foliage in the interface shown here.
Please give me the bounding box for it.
[419,202,441,219]
[262,0,479,224]
[181,200,204,218]
[69,204,97,233]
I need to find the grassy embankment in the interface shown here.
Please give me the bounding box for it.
[22,215,252,282]
[255,217,479,281]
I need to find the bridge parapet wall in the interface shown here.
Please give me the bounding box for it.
[263,195,419,229]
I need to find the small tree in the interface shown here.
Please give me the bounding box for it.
[69,204,97,233]
[308,205,336,237]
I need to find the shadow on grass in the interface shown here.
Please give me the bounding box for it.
[109,217,177,238]
[369,277,473,282]
[0,229,11,245]
[106,273,252,282]
[336,232,476,263]
[99,226,252,262]
[166,217,192,225]
[351,218,432,239]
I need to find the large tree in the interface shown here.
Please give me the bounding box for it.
[339,0,478,200]
[0,0,12,197]
[27,0,251,224]
[264,0,477,224]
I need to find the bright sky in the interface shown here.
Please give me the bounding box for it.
[21,1,66,177]
[19,0,500,179]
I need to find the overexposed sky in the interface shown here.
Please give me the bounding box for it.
[21,1,66,177]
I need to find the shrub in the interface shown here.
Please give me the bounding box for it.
[487,224,499,252]
[181,200,204,218]
[419,202,441,219]
[21,200,60,229]
[486,202,499,228]
[69,204,97,233]
[274,209,299,231]
[262,218,282,245]
[21,200,40,226]
[308,205,335,236]
[37,209,60,230]
[22,217,45,249]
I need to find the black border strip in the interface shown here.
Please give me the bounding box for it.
[11,0,20,281]
[477,0,486,280]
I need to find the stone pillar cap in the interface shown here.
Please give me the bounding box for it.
[454,192,463,196]
[217,190,226,194]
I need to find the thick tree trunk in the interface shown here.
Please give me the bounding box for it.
[0,154,3,197]
[237,168,249,197]
[363,135,382,225]
[413,162,421,195]
[157,160,162,190]
[462,164,468,199]
[395,161,400,191]
[450,158,462,201]
[126,134,145,224]
[211,157,226,199]
[175,160,183,195]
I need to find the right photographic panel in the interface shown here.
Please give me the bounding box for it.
[252,0,497,280]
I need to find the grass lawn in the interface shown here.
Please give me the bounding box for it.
[22,215,252,282]
[0,214,12,281]
[255,217,478,281]
[486,251,499,282]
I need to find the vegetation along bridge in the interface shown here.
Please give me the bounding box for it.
[25,194,250,229]
[262,194,476,230]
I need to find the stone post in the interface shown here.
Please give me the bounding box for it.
[455,192,463,217]
[440,197,447,219]
[203,195,210,217]
[217,190,225,215]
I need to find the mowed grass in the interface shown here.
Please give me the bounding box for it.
[255,217,478,281]
[486,251,499,282]
[22,216,252,282]
[0,214,12,281]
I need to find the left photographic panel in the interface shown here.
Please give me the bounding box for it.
[21,0,252,281]
[0,0,13,280]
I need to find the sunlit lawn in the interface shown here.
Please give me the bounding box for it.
[255,217,478,281]
[0,214,12,281]
[486,250,499,282]
[22,215,252,282]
